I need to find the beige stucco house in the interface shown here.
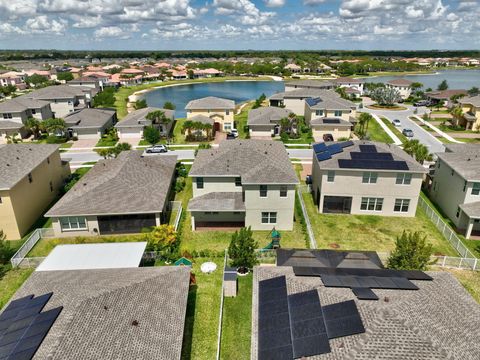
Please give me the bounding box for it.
[284,80,335,92]
[45,151,177,237]
[385,79,413,100]
[0,144,70,239]
[185,96,235,132]
[334,77,364,96]
[269,89,337,116]
[311,140,426,217]
[429,144,480,239]
[247,106,292,138]
[458,95,480,131]
[188,140,299,231]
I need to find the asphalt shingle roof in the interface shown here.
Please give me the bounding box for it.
[437,144,480,181]
[5,267,190,360]
[114,107,174,128]
[286,80,335,89]
[188,192,245,212]
[459,201,480,218]
[315,140,427,173]
[0,144,59,190]
[270,88,339,100]
[310,117,352,126]
[24,85,91,100]
[189,114,215,125]
[306,95,356,110]
[459,95,480,107]
[252,267,480,360]
[64,108,116,129]
[45,151,177,217]
[387,78,414,86]
[247,106,292,126]
[0,96,50,113]
[0,120,24,130]
[189,140,299,185]
[185,96,235,110]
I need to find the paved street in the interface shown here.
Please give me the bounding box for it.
[61,149,196,164]
[363,106,445,154]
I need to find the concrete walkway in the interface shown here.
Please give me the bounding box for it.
[370,113,403,145]
[412,115,463,143]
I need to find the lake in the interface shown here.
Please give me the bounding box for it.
[362,69,480,90]
[144,80,284,117]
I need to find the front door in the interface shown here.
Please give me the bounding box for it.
[214,122,221,131]
[274,125,280,136]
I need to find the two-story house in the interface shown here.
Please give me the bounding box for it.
[304,94,357,141]
[334,77,364,96]
[430,144,480,239]
[385,79,414,100]
[0,144,70,239]
[311,140,426,217]
[185,97,235,133]
[188,140,299,231]
[269,88,340,116]
[284,80,335,92]
[458,95,480,131]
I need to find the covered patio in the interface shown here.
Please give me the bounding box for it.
[459,201,480,239]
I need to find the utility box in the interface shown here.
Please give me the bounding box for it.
[223,267,237,297]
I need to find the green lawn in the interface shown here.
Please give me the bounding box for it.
[181,257,223,360]
[302,191,457,256]
[381,117,408,143]
[0,268,34,310]
[220,273,252,360]
[95,137,118,147]
[357,120,393,144]
[60,142,73,149]
[443,269,480,304]
[235,102,254,139]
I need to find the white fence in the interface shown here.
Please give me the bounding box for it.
[170,201,183,231]
[297,185,317,249]
[10,228,54,268]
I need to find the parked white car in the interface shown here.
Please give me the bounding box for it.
[392,119,402,127]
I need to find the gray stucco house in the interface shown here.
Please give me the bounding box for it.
[188,139,299,230]
[115,107,174,140]
[64,108,116,139]
[247,106,293,138]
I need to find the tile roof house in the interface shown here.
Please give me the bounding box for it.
[188,140,298,230]
[386,78,414,99]
[0,144,70,239]
[247,106,293,138]
[64,108,116,140]
[3,266,190,360]
[45,151,177,237]
[252,266,480,360]
[115,107,174,140]
[430,144,480,239]
[311,140,426,217]
[185,96,235,133]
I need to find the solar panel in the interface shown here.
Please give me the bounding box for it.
[339,141,354,148]
[323,300,365,339]
[316,151,332,161]
[352,287,379,300]
[338,159,409,170]
[359,144,377,153]
[326,143,343,155]
[292,334,331,359]
[350,152,394,161]
[313,142,327,154]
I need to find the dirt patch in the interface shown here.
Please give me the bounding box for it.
[329,243,340,249]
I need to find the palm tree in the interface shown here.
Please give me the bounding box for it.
[280,117,292,134]
[403,139,432,164]
[24,117,43,140]
[43,118,66,135]
[203,123,213,140]
[6,132,22,144]
[357,112,373,137]
[449,106,464,127]
[182,120,194,138]
[146,110,169,125]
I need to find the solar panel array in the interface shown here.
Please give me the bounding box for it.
[338,159,409,170]
[313,141,354,162]
[258,276,365,360]
[0,293,62,360]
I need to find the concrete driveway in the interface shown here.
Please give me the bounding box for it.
[364,105,445,154]
[71,139,98,149]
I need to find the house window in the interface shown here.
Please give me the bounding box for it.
[261,212,277,224]
[451,169,454,176]
[456,206,461,218]
[360,197,383,211]
[327,171,335,183]
[235,177,242,187]
[315,110,324,116]
[396,173,412,185]
[49,181,53,192]
[3,113,12,119]
[473,183,480,195]
[260,185,268,197]
[0,197,2,204]
[28,173,33,183]
[224,122,232,131]
[226,110,230,115]
[47,157,50,164]
[394,199,410,213]
[362,172,378,184]
[60,216,87,231]
[196,177,204,189]
[280,186,288,197]
[31,109,36,114]
[464,181,467,192]
[334,110,342,117]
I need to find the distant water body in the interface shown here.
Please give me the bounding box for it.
[362,69,480,90]
[144,80,284,118]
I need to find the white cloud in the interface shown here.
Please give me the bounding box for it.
[303,0,327,5]
[264,0,285,7]
[25,15,67,34]
[94,26,130,39]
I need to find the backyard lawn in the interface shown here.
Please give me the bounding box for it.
[0,268,34,310]
[443,269,480,304]
[220,273,252,360]
[181,257,223,360]
[235,102,254,139]
[302,191,458,256]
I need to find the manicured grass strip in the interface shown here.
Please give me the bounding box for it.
[220,273,253,360]
[380,117,408,143]
[95,137,118,147]
[0,268,34,310]
[302,191,457,256]
[181,257,223,360]
[235,102,254,139]
[357,119,393,144]
[443,269,480,304]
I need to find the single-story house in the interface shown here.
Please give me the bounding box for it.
[425,89,468,108]
[115,107,174,140]
[45,151,177,237]
[247,106,293,137]
[64,108,116,139]
[185,96,235,132]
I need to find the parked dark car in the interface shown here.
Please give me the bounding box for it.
[305,175,312,185]
[226,133,236,140]
[323,133,334,142]
[145,145,168,153]
[414,100,430,107]
[402,128,414,137]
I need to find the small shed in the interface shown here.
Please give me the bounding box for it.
[223,266,237,297]
[175,257,193,267]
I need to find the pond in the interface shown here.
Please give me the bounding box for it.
[362,69,480,90]
[144,80,284,118]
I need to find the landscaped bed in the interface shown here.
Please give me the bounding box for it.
[366,104,408,111]
[302,191,458,256]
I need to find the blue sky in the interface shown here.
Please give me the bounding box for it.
[0,0,478,50]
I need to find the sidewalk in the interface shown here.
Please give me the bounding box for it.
[412,115,463,143]
[370,113,403,145]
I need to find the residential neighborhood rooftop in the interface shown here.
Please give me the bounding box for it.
[334,77,364,84]
[252,266,480,360]
[305,94,356,110]
[270,88,339,100]
[5,266,190,360]
[189,114,215,125]
[0,144,59,190]
[286,79,335,88]
[189,139,299,184]
[436,144,480,181]
[24,84,92,100]
[0,96,50,112]
[45,151,177,217]
[188,192,245,212]
[114,107,174,128]
[386,78,414,86]
[185,96,235,110]
[310,117,352,126]
[459,94,480,107]
[64,108,115,129]
[426,89,468,100]
[247,106,292,125]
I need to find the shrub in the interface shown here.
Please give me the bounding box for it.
[175,178,186,192]
[280,131,289,142]
[387,231,434,270]
[228,226,258,273]
[46,135,66,144]
[143,126,160,145]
